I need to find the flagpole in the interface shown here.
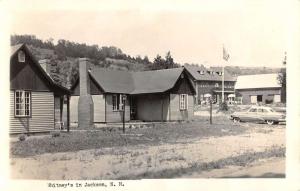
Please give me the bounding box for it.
[222,63,225,103]
[222,44,225,103]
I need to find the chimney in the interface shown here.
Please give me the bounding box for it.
[78,58,94,128]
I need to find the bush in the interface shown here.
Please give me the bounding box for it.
[18,134,26,141]
[51,131,60,138]
[265,99,273,104]
[219,102,228,111]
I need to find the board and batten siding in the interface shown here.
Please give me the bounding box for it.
[105,94,130,122]
[236,88,281,105]
[10,91,54,134]
[169,94,194,121]
[92,95,105,122]
[136,94,170,121]
[70,95,106,124]
[70,96,79,123]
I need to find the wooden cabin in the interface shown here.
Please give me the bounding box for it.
[70,58,196,127]
[10,44,70,134]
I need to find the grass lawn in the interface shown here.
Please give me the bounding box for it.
[10,116,249,157]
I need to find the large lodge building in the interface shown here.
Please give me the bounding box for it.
[184,65,236,105]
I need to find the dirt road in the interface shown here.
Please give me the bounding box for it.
[186,158,285,178]
[10,125,285,179]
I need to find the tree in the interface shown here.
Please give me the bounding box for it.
[165,51,174,68]
[152,54,165,70]
[278,52,286,103]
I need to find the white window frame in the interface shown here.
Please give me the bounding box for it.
[18,50,26,62]
[179,94,188,110]
[15,90,31,117]
[112,94,125,111]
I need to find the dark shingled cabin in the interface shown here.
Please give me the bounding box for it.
[10,44,70,134]
[70,58,196,127]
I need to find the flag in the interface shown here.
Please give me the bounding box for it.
[223,46,230,61]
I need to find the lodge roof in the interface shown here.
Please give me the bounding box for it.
[89,67,191,94]
[184,65,236,82]
[235,73,281,90]
[10,44,70,95]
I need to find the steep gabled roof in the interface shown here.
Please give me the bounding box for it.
[11,44,24,57]
[88,67,192,94]
[10,44,70,95]
[235,73,281,90]
[185,65,236,81]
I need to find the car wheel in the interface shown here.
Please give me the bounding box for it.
[266,120,275,125]
[233,117,240,123]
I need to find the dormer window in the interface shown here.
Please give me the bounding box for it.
[18,50,25,62]
[197,70,205,75]
[218,72,223,76]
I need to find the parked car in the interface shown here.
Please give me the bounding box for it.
[230,106,286,125]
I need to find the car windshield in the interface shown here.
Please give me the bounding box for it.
[249,108,275,113]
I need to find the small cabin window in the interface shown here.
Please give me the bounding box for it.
[18,51,26,62]
[215,83,219,87]
[112,94,125,111]
[179,94,188,110]
[15,90,31,117]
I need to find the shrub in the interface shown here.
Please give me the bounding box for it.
[18,134,26,141]
[51,131,60,138]
[265,99,273,104]
[219,102,228,111]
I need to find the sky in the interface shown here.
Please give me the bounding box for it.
[6,0,291,67]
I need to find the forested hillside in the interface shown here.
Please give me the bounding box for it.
[11,35,179,88]
[11,34,282,88]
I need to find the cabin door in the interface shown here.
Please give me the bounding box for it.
[130,97,137,120]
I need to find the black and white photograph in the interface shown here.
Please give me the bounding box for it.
[0,0,299,190]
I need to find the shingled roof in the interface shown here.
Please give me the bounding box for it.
[185,65,236,81]
[11,44,70,94]
[131,68,184,94]
[88,67,190,94]
[89,68,134,94]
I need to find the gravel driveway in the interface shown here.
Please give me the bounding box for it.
[10,125,285,179]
